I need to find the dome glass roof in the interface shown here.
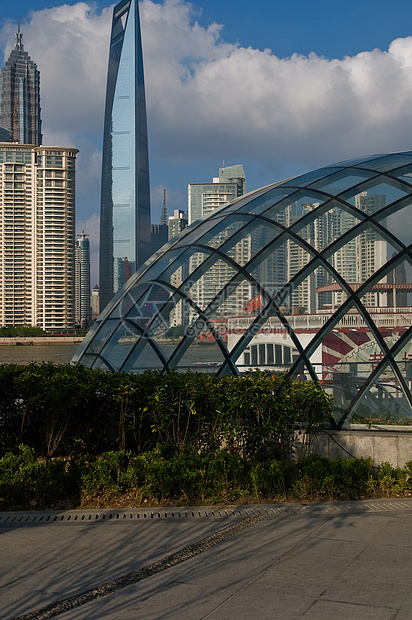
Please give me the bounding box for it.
[73,152,412,427]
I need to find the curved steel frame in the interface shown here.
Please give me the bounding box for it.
[73,152,412,427]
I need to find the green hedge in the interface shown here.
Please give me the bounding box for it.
[1,447,411,510]
[0,364,333,458]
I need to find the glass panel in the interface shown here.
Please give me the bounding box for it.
[206,278,256,326]
[253,236,289,298]
[187,258,237,313]
[111,281,151,318]
[280,167,342,188]
[211,186,269,216]
[280,241,315,312]
[174,332,227,373]
[235,222,281,269]
[135,247,187,283]
[354,153,412,173]
[163,248,212,286]
[290,201,360,257]
[85,319,119,355]
[230,315,300,373]
[356,238,397,308]
[181,216,226,244]
[80,353,98,367]
[308,168,376,195]
[119,282,173,339]
[260,190,327,225]
[163,296,193,344]
[350,362,412,426]
[319,322,393,426]
[200,214,250,250]
[395,338,412,420]
[385,208,412,246]
[285,276,315,315]
[99,322,139,372]
[343,185,406,214]
[385,259,412,310]
[235,187,300,216]
[128,341,167,372]
[326,226,391,297]
[338,154,385,167]
[320,318,385,375]
[91,357,114,371]
[391,164,412,187]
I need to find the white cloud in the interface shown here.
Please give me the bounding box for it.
[2,0,412,201]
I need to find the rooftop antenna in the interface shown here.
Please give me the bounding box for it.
[161,188,167,226]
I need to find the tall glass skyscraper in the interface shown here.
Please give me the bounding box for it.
[75,231,91,328]
[0,25,42,145]
[100,0,151,310]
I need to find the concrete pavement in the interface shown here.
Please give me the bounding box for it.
[1,499,412,619]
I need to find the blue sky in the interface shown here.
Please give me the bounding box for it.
[1,0,412,285]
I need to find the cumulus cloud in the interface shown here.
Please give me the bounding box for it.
[141,1,412,167]
[2,0,412,207]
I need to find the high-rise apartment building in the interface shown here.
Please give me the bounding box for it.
[100,0,151,310]
[355,192,387,306]
[90,284,100,321]
[0,25,42,145]
[0,143,77,330]
[167,210,188,328]
[188,165,252,319]
[75,231,91,328]
[188,165,246,225]
[168,209,188,240]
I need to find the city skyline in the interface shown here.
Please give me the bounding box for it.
[1,1,412,285]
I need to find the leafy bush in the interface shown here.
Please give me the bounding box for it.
[1,448,412,510]
[0,365,333,458]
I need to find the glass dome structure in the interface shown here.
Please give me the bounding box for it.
[73,152,412,427]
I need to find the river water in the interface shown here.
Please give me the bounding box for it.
[0,344,79,365]
[0,342,222,369]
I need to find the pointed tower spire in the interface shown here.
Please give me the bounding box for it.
[15,19,23,50]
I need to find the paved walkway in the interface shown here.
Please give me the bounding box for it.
[1,499,412,619]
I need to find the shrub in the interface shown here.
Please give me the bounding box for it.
[0,366,333,458]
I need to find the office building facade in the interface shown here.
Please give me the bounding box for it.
[0,26,42,145]
[0,143,77,330]
[100,0,151,311]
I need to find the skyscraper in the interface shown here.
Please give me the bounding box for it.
[0,25,42,145]
[75,231,91,328]
[0,143,78,330]
[99,0,151,310]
